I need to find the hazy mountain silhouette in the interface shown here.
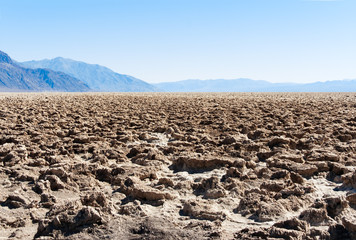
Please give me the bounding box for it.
[0,51,90,92]
[4,49,355,92]
[21,57,158,92]
[154,79,356,92]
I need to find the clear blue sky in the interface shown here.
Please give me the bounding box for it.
[1,0,355,83]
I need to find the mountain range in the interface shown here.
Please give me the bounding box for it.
[153,79,356,92]
[1,50,355,92]
[0,51,90,92]
[20,57,158,92]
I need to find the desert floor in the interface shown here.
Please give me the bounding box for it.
[0,93,356,239]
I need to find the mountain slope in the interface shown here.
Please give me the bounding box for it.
[20,57,158,92]
[154,79,356,92]
[0,51,90,92]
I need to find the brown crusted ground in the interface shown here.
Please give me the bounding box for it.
[0,92,356,240]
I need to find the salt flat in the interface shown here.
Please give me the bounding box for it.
[0,93,355,239]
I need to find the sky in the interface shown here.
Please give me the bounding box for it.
[0,0,355,83]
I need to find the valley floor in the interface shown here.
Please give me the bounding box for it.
[0,93,356,239]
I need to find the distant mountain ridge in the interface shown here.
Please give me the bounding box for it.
[154,78,356,92]
[20,57,158,92]
[2,49,355,92]
[0,51,90,92]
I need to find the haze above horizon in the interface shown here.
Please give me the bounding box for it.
[1,0,355,83]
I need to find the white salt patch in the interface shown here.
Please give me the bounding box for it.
[175,168,227,182]
[128,132,170,147]
[308,177,347,199]
[148,133,170,146]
